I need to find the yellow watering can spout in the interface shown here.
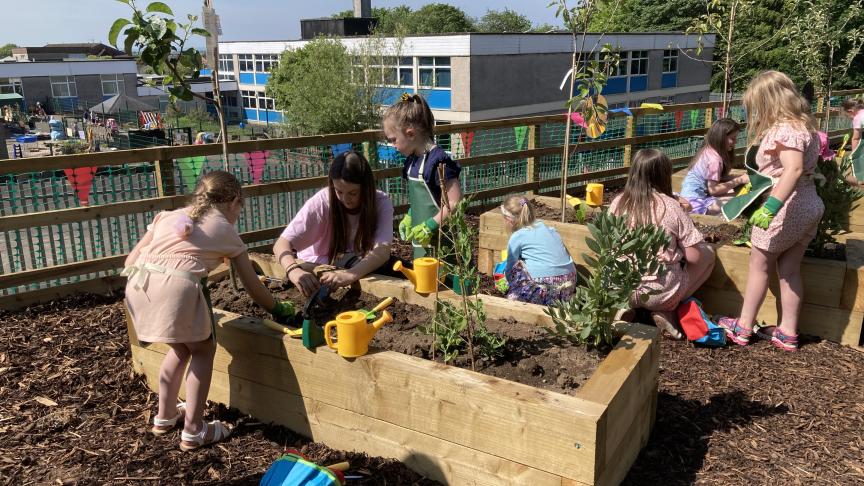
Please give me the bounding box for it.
[392,260,417,286]
[369,310,392,336]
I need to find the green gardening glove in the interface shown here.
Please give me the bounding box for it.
[495,278,509,294]
[748,196,783,230]
[271,300,295,324]
[398,211,413,241]
[407,218,439,246]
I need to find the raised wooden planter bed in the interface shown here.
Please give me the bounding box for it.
[479,196,864,346]
[126,271,659,486]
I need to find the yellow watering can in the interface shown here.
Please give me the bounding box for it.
[585,183,604,207]
[393,258,440,294]
[324,310,393,358]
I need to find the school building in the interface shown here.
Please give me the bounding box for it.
[217,32,715,125]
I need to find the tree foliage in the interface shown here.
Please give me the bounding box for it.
[0,43,17,59]
[477,8,533,33]
[410,3,476,34]
[266,38,381,136]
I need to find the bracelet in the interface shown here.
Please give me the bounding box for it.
[284,262,301,276]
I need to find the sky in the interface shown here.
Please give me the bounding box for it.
[2,0,563,47]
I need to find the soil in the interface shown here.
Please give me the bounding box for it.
[532,187,624,224]
[694,222,745,245]
[0,294,439,485]
[5,294,863,485]
[208,279,603,395]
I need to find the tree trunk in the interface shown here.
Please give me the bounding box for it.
[722,1,738,113]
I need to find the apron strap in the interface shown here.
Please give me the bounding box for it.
[121,263,203,292]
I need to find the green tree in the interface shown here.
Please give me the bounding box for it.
[477,8,533,33]
[410,3,475,34]
[266,38,381,135]
[589,0,703,31]
[0,43,17,59]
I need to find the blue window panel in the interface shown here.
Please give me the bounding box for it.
[239,73,255,85]
[56,97,78,112]
[604,77,627,95]
[267,111,283,123]
[244,108,258,121]
[200,69,212,76]
[630,75,648,92]
[255,73,270,85]
[662,73,678,89]
[378,87,407,105]
[418,89,451,110]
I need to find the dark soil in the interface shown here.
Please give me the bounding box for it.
[695,222,745,245]
[5,294,863,485]
[208,280,603,395]
[532,186,624,224]
[0,294,439,485]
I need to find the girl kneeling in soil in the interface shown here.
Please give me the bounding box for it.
[274,151,395,298]
[843,97,864,152]
[611,148,716,339]
[124,171,294,450]
[499,195,577,305]
[717,71,824,351]
[680,118,749,215]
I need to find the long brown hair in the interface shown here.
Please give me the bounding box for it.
[188,170,242,222]
[743,71,815,147]
[328,151,377,263]
[842,97,864,112]
[383,93,435,142]
[691,117,740,178]
[614,148,673,227]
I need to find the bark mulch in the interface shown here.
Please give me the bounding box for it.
[0,294,439,486]
[3,293,864,485]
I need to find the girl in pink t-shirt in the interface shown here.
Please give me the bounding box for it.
[274,151,395,297]
[610,148,716,339]
[124,171,293,451]
[843,97,864,152]
[679,118,749,215]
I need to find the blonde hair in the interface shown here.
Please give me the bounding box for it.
[742,71,815,147]
[188,170,242,222]
[501,195,536,231]
[383,93,435,141]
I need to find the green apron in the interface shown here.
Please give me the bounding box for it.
[721,145,777,222]
[407,150,440,259]
[200,277,217,343]
[851,130,864,182]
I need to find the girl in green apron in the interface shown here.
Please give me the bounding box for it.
[383,93,463,259]
[717,71,824,352]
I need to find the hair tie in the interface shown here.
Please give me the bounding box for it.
[519,198,527,207]
[400,93,412,103]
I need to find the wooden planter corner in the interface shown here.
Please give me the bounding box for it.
[126,271,659,486]
[479,200,864,346]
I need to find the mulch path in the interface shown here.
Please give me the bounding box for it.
[3,294,864,484]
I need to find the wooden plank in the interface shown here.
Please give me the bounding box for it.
[595,385,657,486]
[0,195,185,232]
[0,275,125,311]
[842,239,864,312]
[526,124,539,195]
[131,345,571,486]
[154,158,176,197]
[0,254,127,289]
[137,307,606,482]
[623,116,635,167]
[695,288,863,345]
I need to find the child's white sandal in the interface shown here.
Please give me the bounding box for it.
[150,402,186,436]
[179,420,231,451]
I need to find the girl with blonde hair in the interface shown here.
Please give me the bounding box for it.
[498,195,577,305]
[717,71,824,351]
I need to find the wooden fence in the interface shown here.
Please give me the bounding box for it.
[1,90,861,308]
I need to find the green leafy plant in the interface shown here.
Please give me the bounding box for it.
[425,196,506,367]
[811,150,864,256]
[545,210,669,348]
[57,140,89,155]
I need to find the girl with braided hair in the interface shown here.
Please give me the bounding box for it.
[124,170,293,451]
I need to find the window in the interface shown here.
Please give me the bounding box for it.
[50,76,77,97]
[0,78,23,95]
[258,92,275,110]
[663,50,678,73]
[241,90,257,108]
[603,51,627,77]
[359,56,413,88]
[629,51,648,75]
[238,54,254,72]
[419,57,450,89]
[218,54,235,80]
[100,74,125,97]
[255,54,279,73]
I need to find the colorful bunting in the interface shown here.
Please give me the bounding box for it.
[609,107,633,116]
[570,112,588,129]
[460,131,475,157]
[176,156,207,192]
[690,110,700,128]
[63,167,98,206]
[514,126,528,150]
[244,151,270,184]
[640,103,664,111]
[675,111,684,130]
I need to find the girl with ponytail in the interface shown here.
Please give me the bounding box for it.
[498,195,577,305]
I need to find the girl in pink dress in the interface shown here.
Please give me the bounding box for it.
[610,148,716,339]
[679,118,749,215]
[842,97,864,152]
[717,71,824,352]
[125,171,294,450]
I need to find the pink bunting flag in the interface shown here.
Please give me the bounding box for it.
[244,151,270,184]
[716,106,725,119]
[459,131,475,157]
[570,112,588,129]
[674,111,683,130]
[63,167,98,206]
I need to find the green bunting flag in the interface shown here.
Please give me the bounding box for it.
[514,126,528,150]
[176,156,208,192]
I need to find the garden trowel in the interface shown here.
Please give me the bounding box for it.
[297,286,330,350]
[358,297,395,320]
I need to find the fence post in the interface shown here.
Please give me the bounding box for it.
[155,158,176,197]
[816,96,826,131]
[623,115,635,167]
[526,124,539,194]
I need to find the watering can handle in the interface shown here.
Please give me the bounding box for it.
[324,321,338,350]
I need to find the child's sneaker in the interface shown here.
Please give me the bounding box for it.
[756,326,798,352]
[716,317,753,346]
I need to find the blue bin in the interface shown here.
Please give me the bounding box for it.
[16,135,37,143]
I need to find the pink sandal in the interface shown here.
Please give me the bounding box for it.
[717,317,753,346]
